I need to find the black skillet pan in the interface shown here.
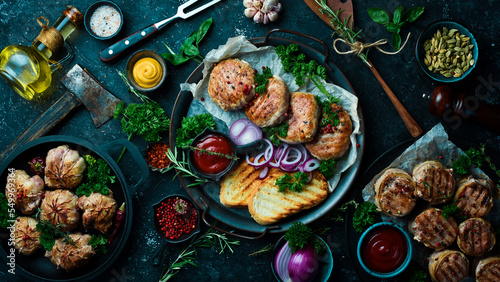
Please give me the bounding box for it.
[169,29,365,239]
[0,135,149,281]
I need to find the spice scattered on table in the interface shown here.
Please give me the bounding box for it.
[155,197,198,240]
[90,5,122,38]
[146,142,171,170]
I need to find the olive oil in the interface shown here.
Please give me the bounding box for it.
[0,5,82,100]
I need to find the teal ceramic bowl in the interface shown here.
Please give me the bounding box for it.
[357,222,413,278]
[271,235,333,282]
[415,20,477,83]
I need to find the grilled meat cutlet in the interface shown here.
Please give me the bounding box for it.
[457,218,495,257]
[278,92,320,144]
[476,256,500,282]
[374,168,417,217]
[410,208,458,250]
[454,176,494,218]
[413,160,455,205]
[428,250,469,282]
[245,75,289,127]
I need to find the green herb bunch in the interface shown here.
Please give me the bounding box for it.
[442,204,467,223]
[367,5,424,51]
[175,113,216,148]
[36,220,75,251]
[275,172,308,193]
[76,155,115,197]
[352,201,379,233]
[162,18,213,65]
[255,66,273,94]
[0,194,12,229]
[262,123,289,146]
[452,144,500,191]
[89,234,108,255]
[284,222,325,254]
[318,159,337,180]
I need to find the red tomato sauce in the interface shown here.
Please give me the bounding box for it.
[192,134,233,174]
[360,225,408,273]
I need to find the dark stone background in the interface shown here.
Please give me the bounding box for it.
[0,0,499,281]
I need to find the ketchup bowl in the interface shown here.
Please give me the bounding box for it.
[357,221,413,278]
[188,128,265,182]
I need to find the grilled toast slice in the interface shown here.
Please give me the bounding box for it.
[248,169,328,225]
[220,161,263,208]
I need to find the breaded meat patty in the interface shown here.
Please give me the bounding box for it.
[245,75,290,127]
[278,92,320,144]
[208,58,255,111]
[305,103,352,160]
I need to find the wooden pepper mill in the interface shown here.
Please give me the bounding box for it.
[428,85,500,133]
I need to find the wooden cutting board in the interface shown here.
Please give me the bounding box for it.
[303,0,354,29]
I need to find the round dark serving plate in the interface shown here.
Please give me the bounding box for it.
[169,29,365,237]
[345,137,500,281]
[0,135,148,281]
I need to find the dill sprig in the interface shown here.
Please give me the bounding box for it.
[187,146,239,161]
[159,228,240,282]
[163,147,208,187]
[315,0,368,64]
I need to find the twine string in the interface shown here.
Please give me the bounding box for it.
[333,32,411,57]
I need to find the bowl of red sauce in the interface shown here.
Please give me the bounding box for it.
[357,221,412,278]
[188,128,265,181]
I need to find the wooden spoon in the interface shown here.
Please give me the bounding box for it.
[303,0,423,137]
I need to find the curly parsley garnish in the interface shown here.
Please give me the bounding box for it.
[255,66,273,94]
[175,113,216,148]
[76,155,115,197]
[36,220,75,251]
[89,234,108,255]
[284,222,325,254]
[262,122,289,146]
[318,159,337,180]
[442,204,467,223]
[276,172,308,193]
[0,194,12,229]
[352,201,379,233]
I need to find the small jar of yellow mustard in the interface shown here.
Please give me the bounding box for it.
[132,57,163,88]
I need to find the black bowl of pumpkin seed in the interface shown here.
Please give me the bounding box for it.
[415,20,477,83]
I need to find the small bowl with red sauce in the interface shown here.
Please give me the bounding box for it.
[151,194,200,266]
[357,222,413,278]
[188,128,265,182]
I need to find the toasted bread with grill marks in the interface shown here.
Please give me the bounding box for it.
[248,169,328,225]
[220,161,263,208]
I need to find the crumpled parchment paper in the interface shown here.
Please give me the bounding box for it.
[180,36,361,193]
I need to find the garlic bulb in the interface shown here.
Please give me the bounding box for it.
[243,0,281,24]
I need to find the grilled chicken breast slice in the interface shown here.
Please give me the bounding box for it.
[428,250,469,282]
[457,218,495,257]
[374,168,417,217]
[278,92,320,144]
[410,208,458,250]
[413,160,455,205]
[245,75,290,127]
[476,256,500,282]
[305,103,352,160]
[208,58,255,111]
[454,176,494,218]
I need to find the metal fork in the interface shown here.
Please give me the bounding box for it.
[100,0,222,62]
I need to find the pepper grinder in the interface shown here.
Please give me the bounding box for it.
[425,85,500,133]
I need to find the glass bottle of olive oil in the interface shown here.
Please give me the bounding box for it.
[0,5,82,100]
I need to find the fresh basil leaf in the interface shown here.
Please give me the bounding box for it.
[196,18,213,46]
[367,8,389,24]
[180,35,198,57]
[393,5,404,24]
[392,32,402,51]
[386,22,400,33]
[162,53,191,65]
[403,7,425,23]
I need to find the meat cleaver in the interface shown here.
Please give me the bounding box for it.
[0,64,121,163]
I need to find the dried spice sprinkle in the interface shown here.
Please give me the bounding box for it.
[146,142,171,169]
[156,197,197,240]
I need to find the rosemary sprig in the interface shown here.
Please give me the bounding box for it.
[163,147,208,187]
[159,228,240,282]
[187,146,239,161]
[315,0,368,64]
[118,70,155,104]
[248,243,274,256]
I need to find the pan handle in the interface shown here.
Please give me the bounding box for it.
[101,139,149,194]
[262,28,332,71]
[197,196,280,240]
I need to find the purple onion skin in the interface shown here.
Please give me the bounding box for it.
[288,244,319,282]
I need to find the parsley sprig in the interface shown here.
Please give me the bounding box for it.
[352,201,379,233]
[255,66,273,94]
[276,172,308,193]
[284,222,325,254]
[442,204,467,223]
[318,159,337,180]
[89,234,108,255]
[36,220,75,251]
[0,194,12,229]
[452,144,500,191]
[76,155,115,197]
[262,123,289,146]
[175,113,216,148]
